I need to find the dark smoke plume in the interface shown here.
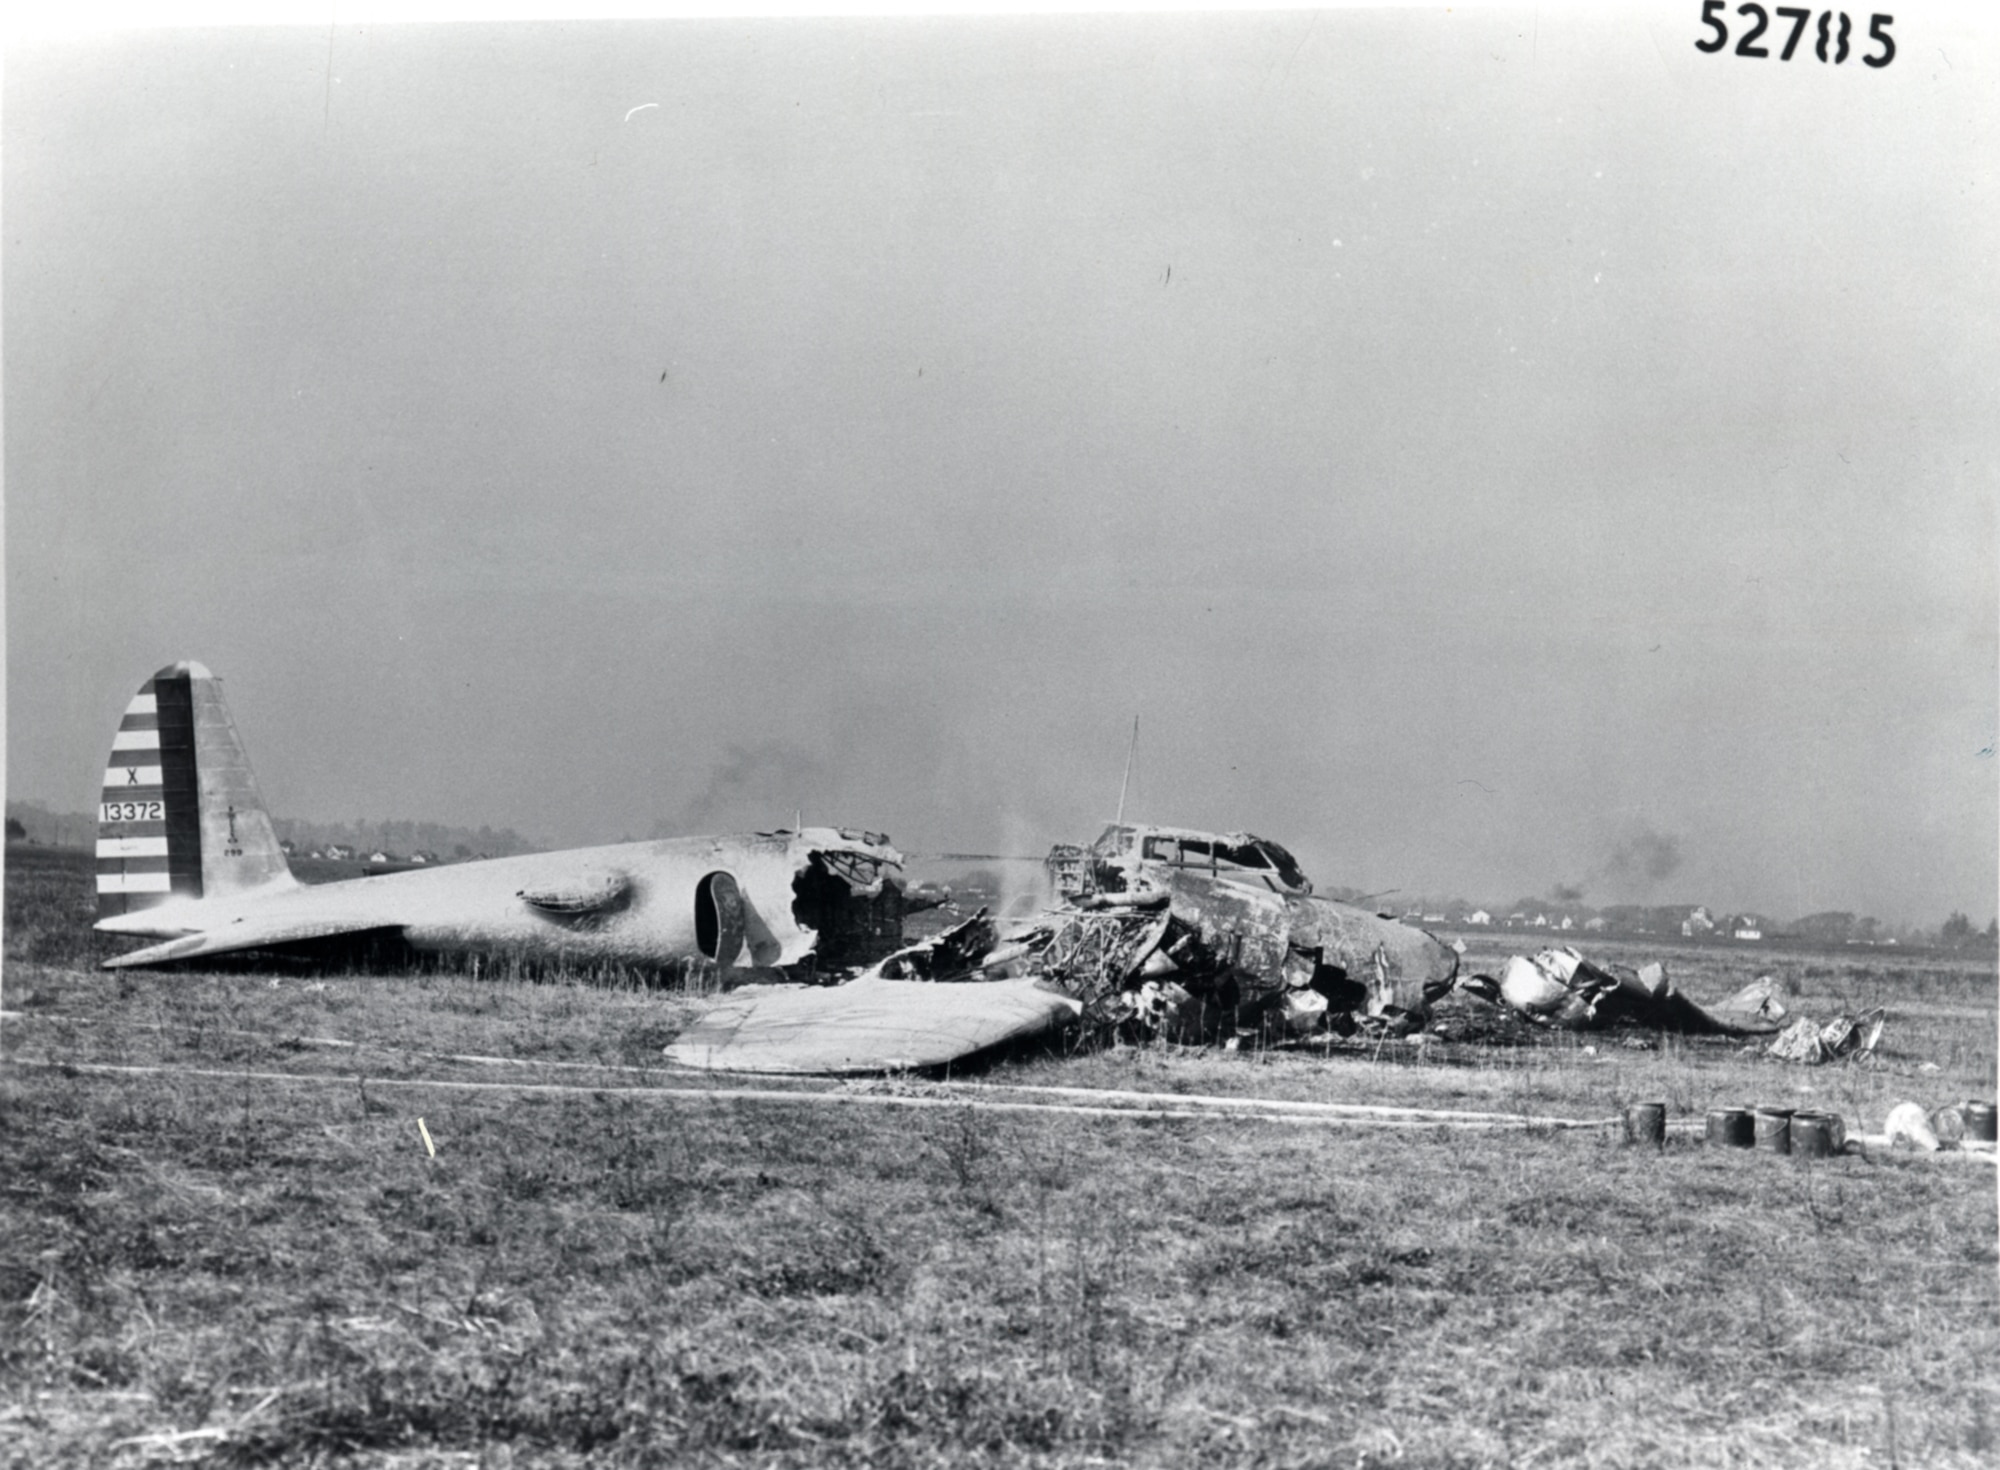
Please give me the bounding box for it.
[1601,824,1684,889]
[652,741,829,837]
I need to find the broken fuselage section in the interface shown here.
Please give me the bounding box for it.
[1036,824,1460,1041]
[101,826,908,979]
[90,660,909,979]
[666,823,1460,1075]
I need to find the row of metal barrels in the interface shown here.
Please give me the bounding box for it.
[1622,1100,2000,1155]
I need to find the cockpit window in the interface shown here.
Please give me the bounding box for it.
[1076,825,1313,896]
[1253,841,1311,894]
[1090,826,1137,859]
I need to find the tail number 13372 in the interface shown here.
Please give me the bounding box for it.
[101,800,166,823]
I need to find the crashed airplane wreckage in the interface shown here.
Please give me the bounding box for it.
[668,823,1461,1074]
[93,662,906,975]
[1457,947,1782,1036]
[1454,949,1885,1064]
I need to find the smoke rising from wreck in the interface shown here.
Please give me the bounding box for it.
[653,741,830,838]
[1598,825,1685,895]
[997,812,1055,918]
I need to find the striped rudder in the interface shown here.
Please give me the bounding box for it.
[97,662,294,920]
[98,668,200,917]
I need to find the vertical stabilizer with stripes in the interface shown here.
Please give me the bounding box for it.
[97,662,297,920]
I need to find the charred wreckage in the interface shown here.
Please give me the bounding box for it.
[667,826,1874,1076]
[668,823,1462,1074]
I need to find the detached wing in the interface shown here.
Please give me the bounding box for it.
[666,976,1081,1074]
[102,915,403,969]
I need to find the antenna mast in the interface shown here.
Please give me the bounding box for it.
[1114,716,1139,827]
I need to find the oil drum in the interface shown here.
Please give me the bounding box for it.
[1965,1101,1998,1143]
[1624,1102,1666,1146]
[1790,1111,1845,1158]
[1705,1107,1754,1147]
[1753,1107,1794,1154]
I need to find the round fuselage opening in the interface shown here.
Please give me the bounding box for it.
[695,870,745,967]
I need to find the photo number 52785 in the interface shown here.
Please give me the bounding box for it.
[1697,6,1895,66]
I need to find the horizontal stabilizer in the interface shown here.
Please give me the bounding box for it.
[103,916,404,970]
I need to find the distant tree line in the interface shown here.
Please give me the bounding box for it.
[270,817,543,861]
[1396,891,1996,951]
[3,800,542,864]
[6,801,96,850]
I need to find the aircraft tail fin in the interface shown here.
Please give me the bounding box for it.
[97,661,297,921]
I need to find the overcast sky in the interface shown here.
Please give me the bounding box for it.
[7,7,1995,925]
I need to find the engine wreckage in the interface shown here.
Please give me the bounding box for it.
[667,824,1460,1074]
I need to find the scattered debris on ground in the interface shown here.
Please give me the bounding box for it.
[1457,946,1780,1037]
[1719,974,1789,1023]
[1879,1098,1998,1152]
[1765,1008,1886,1065]
[1453,947,1900,1068]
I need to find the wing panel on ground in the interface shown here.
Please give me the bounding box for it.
[665,976,1081,1074]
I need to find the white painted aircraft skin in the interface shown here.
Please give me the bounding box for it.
[95,829,891,971]
[97,872,175,895]
[92,660,902,973]
[97,836,171,860]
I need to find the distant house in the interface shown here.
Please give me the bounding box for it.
[410,851,433,864]
[1531,913,1549,928]
[367,851,392,865]
[1422,912,1445,924]
[1507,912,1527,927]
[279,840,296,855]
[1467,910,1492,926]
[324,844,353,861]
[1558,915,1574,931]
[1683,906,1717,937]
[1733,927,1763,942]
[1584,916,1608,932]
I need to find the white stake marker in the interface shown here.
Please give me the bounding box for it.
[418,1118,436,1157]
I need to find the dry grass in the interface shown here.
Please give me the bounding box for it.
[4,847,1997,1468]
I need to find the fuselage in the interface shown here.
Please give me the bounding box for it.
[1046,821,1458,1020]
[1157,870,1459,1019]
[95,829,902,971]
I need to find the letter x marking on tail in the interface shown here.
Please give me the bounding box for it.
[126,768,139,785]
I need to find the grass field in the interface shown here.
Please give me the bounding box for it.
[4,844,1996,1467]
